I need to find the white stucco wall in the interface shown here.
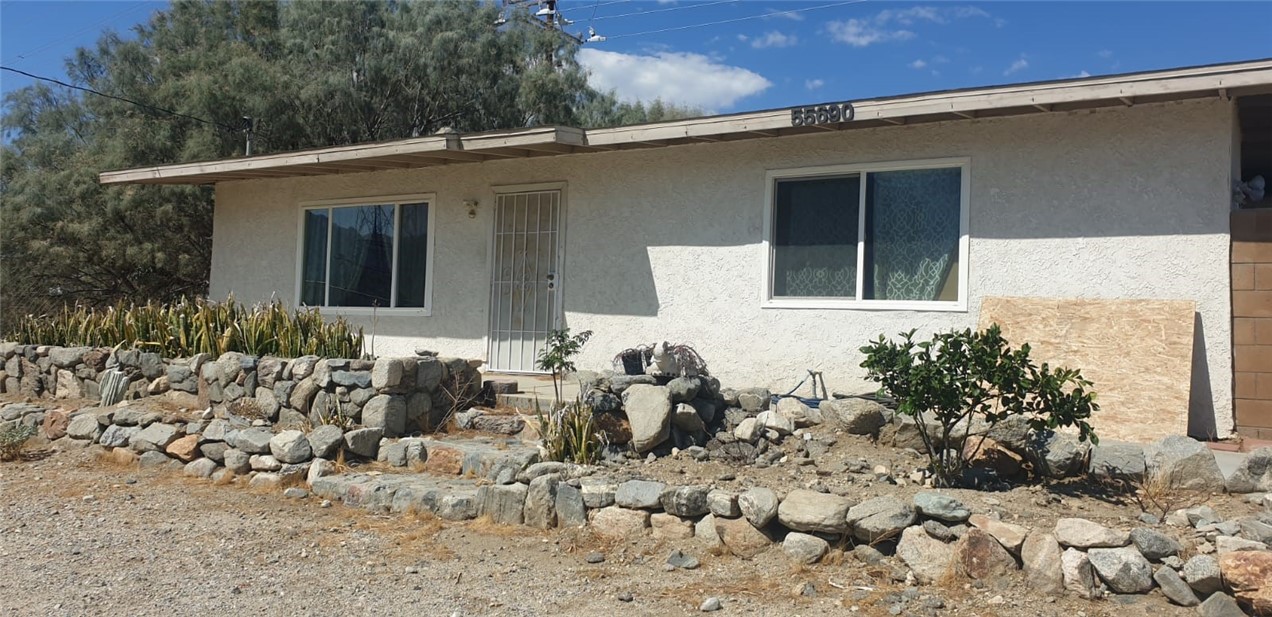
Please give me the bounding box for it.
[211,99,1236,436]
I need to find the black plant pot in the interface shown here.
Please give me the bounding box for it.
[619,351,646,375]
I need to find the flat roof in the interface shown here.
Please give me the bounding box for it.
[100,58,1272,186]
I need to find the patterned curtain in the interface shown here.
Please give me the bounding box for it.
[866,168,961,301]
[772,176,860,298]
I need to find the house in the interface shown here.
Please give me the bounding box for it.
[101,59,1272,440]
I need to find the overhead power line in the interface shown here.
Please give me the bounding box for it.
[0,65,237,132]
[603,0,868,40]
[3,2,151,65]
[589,0,738,22]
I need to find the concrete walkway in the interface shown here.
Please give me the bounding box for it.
[481,371,580,410]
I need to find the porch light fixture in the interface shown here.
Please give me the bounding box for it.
[464,199,479,219]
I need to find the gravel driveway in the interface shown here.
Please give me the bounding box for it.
[0,445,1191,617]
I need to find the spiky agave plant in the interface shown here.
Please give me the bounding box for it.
[534,399,606,464]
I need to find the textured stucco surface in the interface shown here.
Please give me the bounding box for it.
[211,99,1236,436]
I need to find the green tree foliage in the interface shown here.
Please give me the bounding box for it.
[859,324,1099,487]
[1,0,690,330]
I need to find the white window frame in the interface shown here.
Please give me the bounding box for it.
[294,193,437,317]
[760,157,970,312]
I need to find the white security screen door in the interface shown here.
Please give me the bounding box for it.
[488,189,563,372]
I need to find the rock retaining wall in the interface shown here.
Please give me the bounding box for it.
[0,343,482,437]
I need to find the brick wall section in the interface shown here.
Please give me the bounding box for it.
[1233,209,1272,439]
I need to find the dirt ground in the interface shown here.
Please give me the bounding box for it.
[2,427,1255,617]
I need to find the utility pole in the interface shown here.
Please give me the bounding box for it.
[242,116,256,156]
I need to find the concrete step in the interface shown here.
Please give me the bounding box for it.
[495,392,554,412]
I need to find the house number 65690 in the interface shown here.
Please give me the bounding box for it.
[790,103,855,126]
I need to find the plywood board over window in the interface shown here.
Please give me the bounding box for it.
[978,296,1195,443]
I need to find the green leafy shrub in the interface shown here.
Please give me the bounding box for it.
[0,424,37,462]
[535,400,606,464]
[536,328,593,406]
[859,324,1098,487]
[6,295,363,358]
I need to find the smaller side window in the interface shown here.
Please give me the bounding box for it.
[299,199,432,310]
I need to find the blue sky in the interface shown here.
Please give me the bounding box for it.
[2,1,1271,115]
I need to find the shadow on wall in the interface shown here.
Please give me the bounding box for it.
[1187,312,1218,439]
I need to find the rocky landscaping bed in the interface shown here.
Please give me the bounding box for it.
[4,343,1272,615]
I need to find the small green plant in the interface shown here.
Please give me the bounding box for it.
[535,399,606,464]
[859,324,1098,488]
[536,328,593,407]
[0,424,37,462]
[317,397,356,431]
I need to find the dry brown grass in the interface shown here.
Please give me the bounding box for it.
[92,447,139,469]
[213,470,238,486]
[464,514,545,538]
[652,570,813,608]
[1131,472,1207,520]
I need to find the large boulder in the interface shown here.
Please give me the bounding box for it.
[1153,565,1200,607]
[774,397,820,428]
[714,515,772,558]
[1129,527,1182,561]
[98,424,140,448]
[897,525,955,584]
[670,403,706,436]
[782,532,829,564]
[968,515,1028,555]
[660,485,710,517]
[66,413,101,441]
[1021,532,1064,595]
[269,430,312,464]
[524,475,559,529]
[666,376,700,403]
[1144,436,1226,492]
[913,492,971,523]
[1182,554,1223,596]
[1087,546,1154,594]
[1061,547,1101,599]
[615,480,667,510]
[1088,441,1146,480]
[622,385,672,453]
[308,425,344,459]
[223,448,251,474]
[232,428,273,454]
[954,528,1018,581]
[847,496,915,542]
[1226,447,1272,493]
[1036,431,1093,478]
[165,434,201,462]
[820,397,887,435]
[362,395,406,438]
[343,427,382,458]
[590,506,649,539]
[776,489,852,534]
[738,487,779,528]
[479,483,528,526]
[1054,517,1129,549]
[1219,550,1272,615]
[130,422,180,452]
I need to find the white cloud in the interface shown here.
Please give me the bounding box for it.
[909,59,928,70]
[764,7,805,21]
[578,49,771,111]
[1004,55,1029,76]
[1097,49,1113,58]
[1073,70,1092,78]
[826,19,915,47]
[932,54,950,64]
[805,78,825,91]
[826,5,995,47]
[750,31,797,49]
